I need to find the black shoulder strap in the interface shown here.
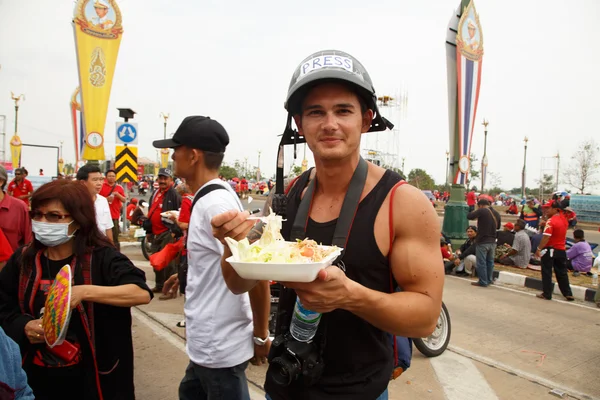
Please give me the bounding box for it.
[290,157,368,249]
[191,184,228,212]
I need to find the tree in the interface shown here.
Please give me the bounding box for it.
[565,139,600,194]
[536,174,555,197]
[466,153,479,188]
[219,165,238,180]
[64,163,74,175]
[408,168,436,190]
[290,165,303,177]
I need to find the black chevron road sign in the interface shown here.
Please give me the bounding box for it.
[115,145,138,183]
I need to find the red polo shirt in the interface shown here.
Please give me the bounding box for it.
[8,179,34,207]
[99,182,125,220]
[0,192,32,252]
[149,188,168,235]
[542,212,568,250]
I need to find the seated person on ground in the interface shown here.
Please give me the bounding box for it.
[567,229,594,276]
[498,219,531,269]
[507,200,519,215]
[441,238,456,275]
[497,222,515,246]
[453,226,477,276]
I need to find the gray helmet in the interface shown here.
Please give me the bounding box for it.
[284,49,393,132]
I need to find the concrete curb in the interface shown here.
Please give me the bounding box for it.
[120,241,141,248]
[491,270,597,303]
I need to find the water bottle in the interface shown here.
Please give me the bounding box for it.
[593,272,598,286]
[290,297,321,342]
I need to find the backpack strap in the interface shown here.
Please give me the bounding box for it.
[191,184,228,212]
[388,180,407,378]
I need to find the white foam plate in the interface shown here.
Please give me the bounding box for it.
[225,243,342,283]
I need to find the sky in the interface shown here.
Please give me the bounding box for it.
[0,0,599,192]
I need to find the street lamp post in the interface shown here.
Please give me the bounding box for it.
[159,113,170,168]
[257,150,261,181]
[481,119,489,192]
[445,150,450,188]
[521,137,529,198]
[10,92,25,168]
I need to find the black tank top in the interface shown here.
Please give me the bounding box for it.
[264,169,402,400]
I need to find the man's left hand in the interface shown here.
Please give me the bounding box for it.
[281,266,354,313]
[250,339,271,366]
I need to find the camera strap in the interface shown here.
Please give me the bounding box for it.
[290,157,368,254]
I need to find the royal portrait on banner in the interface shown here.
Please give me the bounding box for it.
[74,0,123,39]
[456,2,484,62]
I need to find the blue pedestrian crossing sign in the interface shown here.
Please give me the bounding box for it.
[116,122,138,145]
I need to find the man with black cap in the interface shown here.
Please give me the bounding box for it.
[153,116,271,400]
[146,167,181,295]
[467,198,501,287]
[534,201,574,301]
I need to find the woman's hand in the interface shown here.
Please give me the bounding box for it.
[70,285,89,309]
[24,319,45,344]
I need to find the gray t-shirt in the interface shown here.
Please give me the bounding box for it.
[510,230,532,268]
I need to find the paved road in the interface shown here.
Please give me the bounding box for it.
[123,195,599,399]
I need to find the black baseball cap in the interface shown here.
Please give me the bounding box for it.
[158,168,173,178]
[153,116,229,153]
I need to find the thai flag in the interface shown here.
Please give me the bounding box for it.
[454,55,482,185]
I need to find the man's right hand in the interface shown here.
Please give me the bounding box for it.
[211,210,255,244]
[25,319,45,344]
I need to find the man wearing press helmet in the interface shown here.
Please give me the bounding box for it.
[212,50,443,399]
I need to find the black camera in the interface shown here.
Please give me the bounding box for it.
[268,332,324,387]
[272,194,288,219]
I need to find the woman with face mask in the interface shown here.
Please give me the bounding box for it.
[0,179,152,400]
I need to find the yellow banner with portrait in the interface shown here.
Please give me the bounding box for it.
[73,0,123,161]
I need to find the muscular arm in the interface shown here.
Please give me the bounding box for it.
[346,185,444,337]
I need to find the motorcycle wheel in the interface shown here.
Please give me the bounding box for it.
[413,302,451,357]
[141,236,154,261]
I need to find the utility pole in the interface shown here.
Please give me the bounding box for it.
[445,150,450,188]
[402,157,406,175]
[521,137,528,198]
[555,152,560,192]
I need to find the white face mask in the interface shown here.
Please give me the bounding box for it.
[32,220,77,247]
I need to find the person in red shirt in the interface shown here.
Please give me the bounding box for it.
[126,198,138,223]
[534,201,574,301]
[99,169,127,251]
[146,168,181,292]
[0,165,32,270]
[440,238,456,274]
[7,168,34,207]
[466,187,477,212]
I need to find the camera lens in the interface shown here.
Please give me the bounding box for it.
[269,356,300,387]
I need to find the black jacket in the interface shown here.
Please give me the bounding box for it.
[458,238,476,260]
[467,206,501,244]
